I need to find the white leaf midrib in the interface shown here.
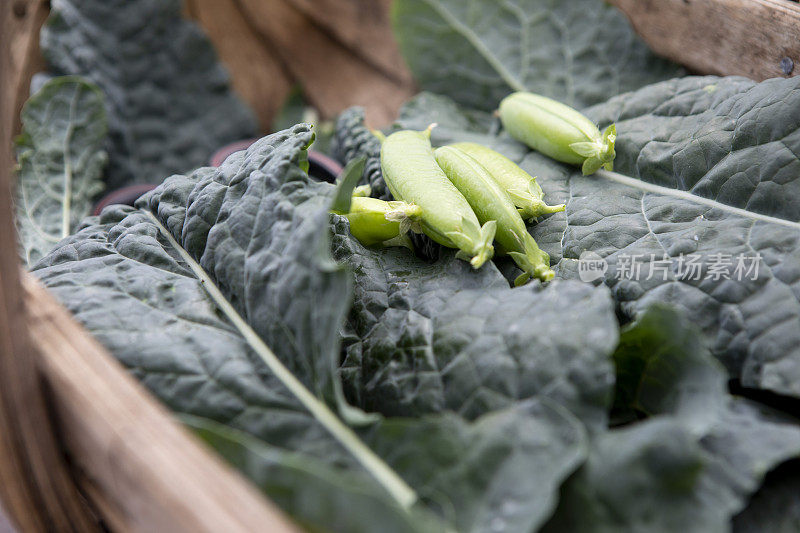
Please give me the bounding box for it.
[595,169,800,231]
[61,84,81,238]
[421,0,526,92]
[142,210,418,510]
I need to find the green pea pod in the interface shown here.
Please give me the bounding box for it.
[448,142,565,220]
[329,156,418,249]
[352,184,372,197]
[381,127,495,268]
[434,146,554,284]
[344,197,422,248]
[498,92,616,176]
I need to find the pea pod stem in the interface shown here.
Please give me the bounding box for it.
[499,92,616,176]
[381,127,495,268]
[434,146,554,283]
[370,129,387,143]
[449,142,565,220]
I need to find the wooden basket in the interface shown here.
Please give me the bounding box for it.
[1,0,798,531]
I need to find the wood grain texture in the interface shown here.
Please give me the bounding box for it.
[0,2,101,531]
[190,0,415,128]
[610,0,800,80]
[0,503,15,533]
[6,0,48,137]
[21,273,300,533]
[287,0,413,85]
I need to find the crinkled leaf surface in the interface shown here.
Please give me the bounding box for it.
[35,126,353,462]
[14,76,107,266]
[392,0,681,111]
[397,76,800,401]
[557,76,800,400]
[184,415,432,533]
[331,107,390,200]
[361,398,587,533]
[333,221,619,432]
[733,461,800,533]
[34,126,594,532]
[542,307,800,533]
[611,304,728,431]
[540,398,800,533]
[135,127,347,399]
[392,86,800,530]
[36,201,430,530]
[41,0,257,188]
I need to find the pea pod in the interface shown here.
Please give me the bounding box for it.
[352,184,372,197]
[330,156,419,248]
[381,127,495,268]
[434,146,554,284]
[499,92,616,176]
[343,197,422,248]
[449,142,565,220]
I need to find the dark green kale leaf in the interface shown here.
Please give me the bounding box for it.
[14,76,107,266]
[555,76,800,401]
[392,0,682,112]
[35,126,351,460]
[733,461,800,533]
[41,0,257,188]
[135,126,347,401]
[611,304,728,429]
[391,84,800,530]
[33,125,596,532]
[397,75,800,402]
[542,306,800,533]
[331,107,389,199]
[542,403,800,533]
[332,216,619,432]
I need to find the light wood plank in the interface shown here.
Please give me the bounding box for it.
[610,0,800,80]
[235,0,415,127]
[6,0,48,137]
[21,273,300,533]
[0,2,102,530]
[287,0,413,85]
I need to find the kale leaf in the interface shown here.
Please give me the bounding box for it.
[14,76,107,266]
[398,75,800,402]
[41,0,257,188]
[392,0,682,111]
[34,125,600,532]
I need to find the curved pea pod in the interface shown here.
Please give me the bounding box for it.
[449,142,565,220]
[381,127,495,268]
[352,184,372,197]
[344,197,422,248]
[498,92,616,176]
[434,146,554,284]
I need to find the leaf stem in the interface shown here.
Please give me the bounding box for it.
[61,85,81,238]
[143,210,419,510]
[422,0,526,93]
